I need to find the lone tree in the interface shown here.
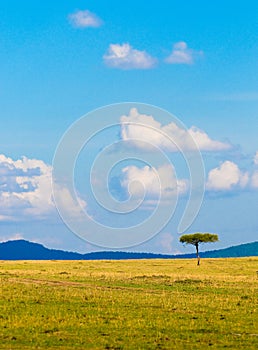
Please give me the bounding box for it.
[179,233,218,265]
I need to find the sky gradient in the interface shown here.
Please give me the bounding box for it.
[0,0,258,254]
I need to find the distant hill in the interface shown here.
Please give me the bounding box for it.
[200,241,258,258]
[0,239,257,260]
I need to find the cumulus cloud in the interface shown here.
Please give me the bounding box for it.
[0,154,86,221]
[0,154,53,217]
[69,10,103,28]
[120,108,231,152]
[206,161,249,191]
[53,184,87,218]
[165,41,203,64]
[121,164,188,200]
[206,151,258,192]
[103,43,157,70]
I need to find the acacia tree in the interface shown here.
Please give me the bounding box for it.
[179,233,218,265]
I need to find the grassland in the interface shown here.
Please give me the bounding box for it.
[0,258,257,349]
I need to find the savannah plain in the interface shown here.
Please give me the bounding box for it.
[0,258,257,349]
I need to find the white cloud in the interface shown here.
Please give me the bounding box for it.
[121,164,188,200]
[206,161,249,191]
[120,108,231,152]
[69,10,103,28]
[206,153,258,192]
[188,127,230,151]
[53,184,87,218]
[103,43,157,70]
[0,154,86,221]
[0,154,53,217]
[165,41,203,65]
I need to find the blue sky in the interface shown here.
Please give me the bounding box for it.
[0,0,258,254]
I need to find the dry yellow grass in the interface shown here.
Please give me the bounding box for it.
[0,258,257,349]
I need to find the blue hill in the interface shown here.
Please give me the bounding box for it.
[0,239,257,260]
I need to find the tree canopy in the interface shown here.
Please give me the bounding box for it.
[179,233,219,265]
[180,233,219,245]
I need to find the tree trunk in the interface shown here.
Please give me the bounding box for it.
[195,243,200,266]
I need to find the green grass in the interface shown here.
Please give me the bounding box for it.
[0,258,257,349]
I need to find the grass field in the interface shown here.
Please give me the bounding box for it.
[0,258,257,349]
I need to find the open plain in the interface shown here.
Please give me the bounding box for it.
[0,258,257,349]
